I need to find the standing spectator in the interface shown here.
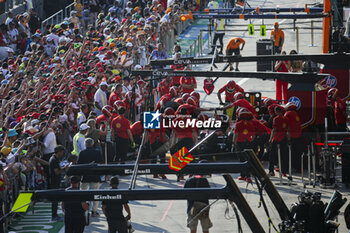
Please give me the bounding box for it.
[209,18,225,55]
[71,123,89,156]
[102,176,131,233]
[150,43,167,61]
[5,11,15,26]
[28,9,41,35]
[7,22,18,52]
[94,81,108,115]
[77,138,103,217]
[77,104,88,128]
[49,145,69,221]
[270,22,284,54]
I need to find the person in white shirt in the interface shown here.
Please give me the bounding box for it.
[5,11,15,26]
[7,22,18,51]
[122,77,132,95]
[94,81,108,115]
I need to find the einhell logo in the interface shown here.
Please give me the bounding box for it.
[94,194,122,200]
[143,112,222,129]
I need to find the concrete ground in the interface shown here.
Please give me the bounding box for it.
[14,0,350,232]
[84,0,350,232]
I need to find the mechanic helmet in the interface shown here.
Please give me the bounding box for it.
[234,92,244,101]
[190,91,200,101]
[173,86,181,96]
[274,105,285,115]
[197,113,209,122]
[114,100,125,111]
[226,80,236,93]
[160,95,172,106]
[187,96,197,106]
[182,93,191,102]
[163,107,175,117]
[169,86,178,97]
[263,98,276,107]
[238,108,253,120]
[285,102,297,111]
[174,97,184,105]
[327,88,338,100]
[102,105,114,117]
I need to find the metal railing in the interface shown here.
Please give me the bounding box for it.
[41,9,64,33]
[40,2,74,33]
[5,0,25,13]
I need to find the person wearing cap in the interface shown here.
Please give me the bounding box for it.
[111,104,135,163]
[268,106,290,176]
[77,138,103,217]
[77,104,89,128]
[270,22,284,54]
[102,176,131,233]
[94,81,108,116]
[62,176,89,233]
[5,129,18,149]
[71,123,89,156]
[50,145,69,222]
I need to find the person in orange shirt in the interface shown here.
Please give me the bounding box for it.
[226,37,245,71]
[270,22,285,54]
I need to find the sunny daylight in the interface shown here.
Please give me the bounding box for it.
[0,0,349,232]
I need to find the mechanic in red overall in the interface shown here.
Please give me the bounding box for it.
[170,106,198,181]
[145,122,168,179]
[224,92,259,118]
[233,109,255,183]
[111,105,135,163]
[217,80,244,104]
[109,84,123,106]
[269,106,290,176]
[157,76,172,96]
[328,88,348,132]
[284,102,303,171]
[180,76,197,94]
[155,86,178,110]
[274,51,290,103]
[252,118,271,161]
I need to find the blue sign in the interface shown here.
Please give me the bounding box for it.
[323,75,337,88]
[288,96,301,110]
[143,111,161,129]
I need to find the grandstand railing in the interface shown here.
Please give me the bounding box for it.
[40,2,74,32]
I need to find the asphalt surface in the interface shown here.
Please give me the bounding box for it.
[82,0,350,232]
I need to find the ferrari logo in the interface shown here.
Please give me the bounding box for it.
[169,147,193,171]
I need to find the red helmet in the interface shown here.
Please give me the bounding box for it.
[160,95,172,106]
[174,97,184,105]
[169,86,178,97]
[182,93,191,102]
[226,80,236,92]
[187,96,197,106]
[285,102,297,111]
[263,98,277,107]
[234,92,244,101]
[197,113,209,122]
[190,91,200,101]
[327,88,338,100]
[125,91,134,102]
[163,107,175,117]
[102,105,114,117]
[114,100,125,110]
[238,108,253,120]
